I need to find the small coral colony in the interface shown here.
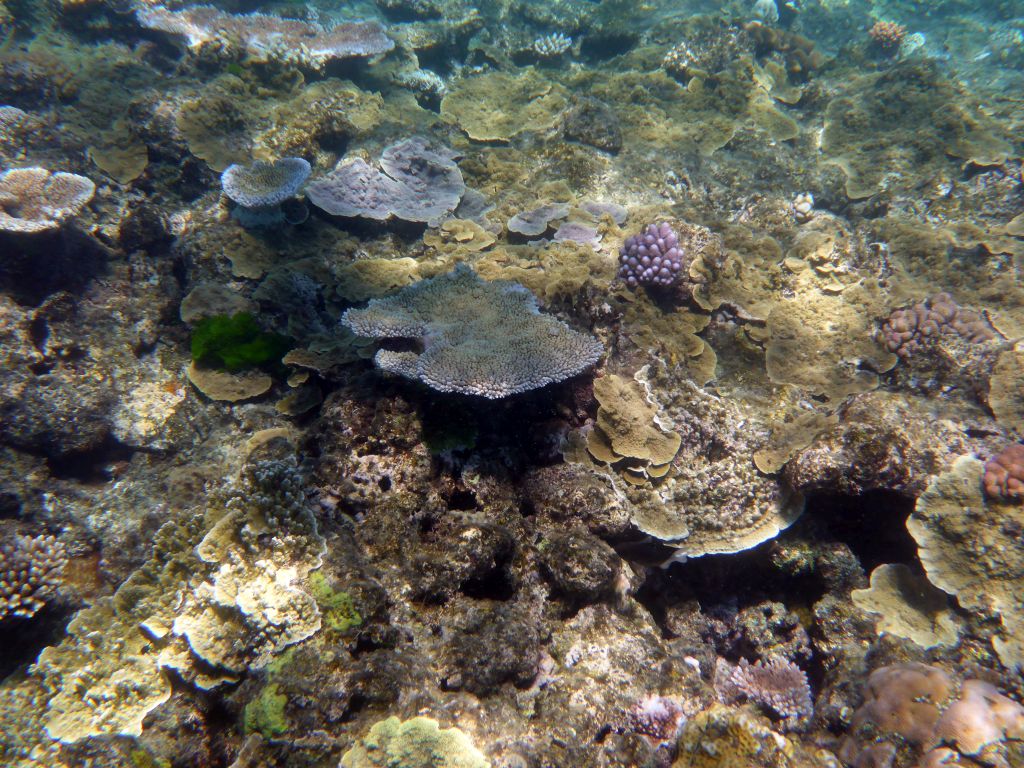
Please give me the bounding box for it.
[1,0,1024,765]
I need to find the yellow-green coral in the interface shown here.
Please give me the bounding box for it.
[243,683,289,738]
[308,572,362,633]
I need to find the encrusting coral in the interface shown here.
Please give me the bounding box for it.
[342,264,603,398]
[0,167,94,234]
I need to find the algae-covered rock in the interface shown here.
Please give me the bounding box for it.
[340,716,490,768]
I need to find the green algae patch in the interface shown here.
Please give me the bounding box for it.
[243,682,289,738]
[308,571,362,633]
[191,313,291,372]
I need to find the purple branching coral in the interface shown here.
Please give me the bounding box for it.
[617,222,686,288]
[724,658,813,723]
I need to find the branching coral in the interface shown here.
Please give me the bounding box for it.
[0,533,67,620]
[724,658,813,723]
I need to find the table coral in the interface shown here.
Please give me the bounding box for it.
[221,157,311,228]
[307,136,465,226]
[850,563,959,649]
[342,264,603,398]
[0,167,94,234]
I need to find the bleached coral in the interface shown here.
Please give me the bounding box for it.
[343,264,603,398]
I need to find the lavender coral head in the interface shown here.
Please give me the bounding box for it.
[618,222,684,288]
[221,157,311,228]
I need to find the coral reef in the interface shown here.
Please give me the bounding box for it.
[342,264,603,398]
[340,716,490,768]
[879,293,994,359]
[840,663,1024,767]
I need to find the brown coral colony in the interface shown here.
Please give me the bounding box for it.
[869,20,907,49]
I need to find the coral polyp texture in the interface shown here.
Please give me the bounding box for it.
[0,167,94,234]
[618,222,687,288]
[306,136,464,225]
[984,443,1024,500]
[136,5,394,67]
[0,533,67,620]
[342,264,603,398]
[879,293,994,358]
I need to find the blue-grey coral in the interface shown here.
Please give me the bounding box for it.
[0,168,94,234]
[306,137,464,226]
[0,533,67,620]
[342,264,603,398]
[221,158,311,227]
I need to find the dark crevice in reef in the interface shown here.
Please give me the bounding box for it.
[803,489,918,575]
[46,436,138,483]
[0,601,74,679]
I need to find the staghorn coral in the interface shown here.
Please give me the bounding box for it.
[342,264,603,398]
[0,533,67,620]
[725,658,813,723]
[136,5,394,68]
[984,443,1024,500]
[306,136,464,226]
[0,168,94,235]
[339,716,490,767]
[221,158,311,228]
[879,293,994,359]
